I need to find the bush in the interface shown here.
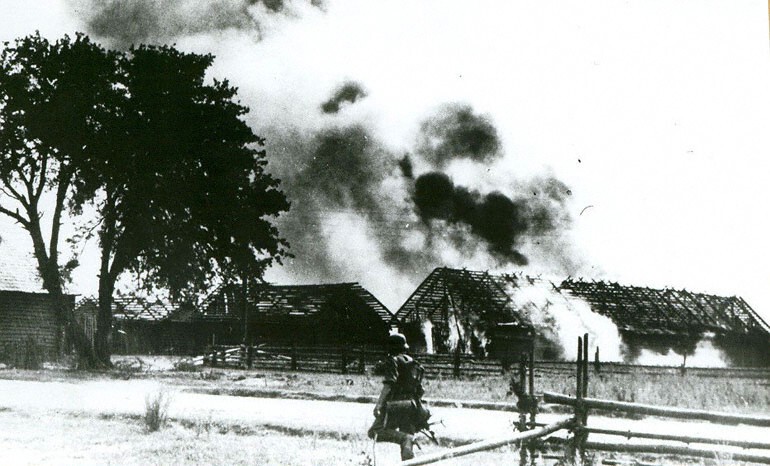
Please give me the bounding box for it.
[144,390,171,432]
[173,359,199,372]
[1,337,43,370]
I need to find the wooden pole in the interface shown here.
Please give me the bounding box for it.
[399,417,573,466]
[453,345,461,378]
[580,333,589,462]
[585,426,770,450]
[568,336,583,464]
[542,392,770,427]
[575,336,583,400]
[527,349,537,466]
[580,441,770,465]
[582,333,588,399]
[518,353,528,466]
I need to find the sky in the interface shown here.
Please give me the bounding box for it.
[0,0,769,325]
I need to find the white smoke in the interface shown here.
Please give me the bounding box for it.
[636,334,728,368]
[421,318,434,354]
[508,279,625,361]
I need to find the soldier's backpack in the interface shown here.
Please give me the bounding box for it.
[398,355,425,399]
[388,355,431,431]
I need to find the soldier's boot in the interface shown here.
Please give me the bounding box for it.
[373,430,415,460]
[399,433,415,460]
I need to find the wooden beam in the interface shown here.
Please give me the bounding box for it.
[585,427,770,450]
[399,417,573,466]
[580,441,770,464]
[543,392,770,427]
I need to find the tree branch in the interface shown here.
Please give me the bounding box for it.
[0,204,30,228]
[0,173,29,209]
[33,152,49,204]
[49,167,70,262]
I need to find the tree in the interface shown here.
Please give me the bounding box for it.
[0,33,118,367]
[0,33,290,368]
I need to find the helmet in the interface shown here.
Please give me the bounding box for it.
[387,333,409,352]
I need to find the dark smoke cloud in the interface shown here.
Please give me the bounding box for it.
[417,103,502,168]
[321,82,367,114]
[413,172,569,265]
[398,155,414,179]
[269,125,438,281]
[83,0,323,48]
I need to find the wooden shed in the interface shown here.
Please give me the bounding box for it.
[0,250,75,363]
[198,282,393,348]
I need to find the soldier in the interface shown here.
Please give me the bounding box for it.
[368,333,428,461]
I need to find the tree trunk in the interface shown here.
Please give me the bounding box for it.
[27,220,101,369]
[95,272,114,367]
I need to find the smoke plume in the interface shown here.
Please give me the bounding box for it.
[321,81,367,114]
[67,0,578,309]
[417,104,502,168]
[509,280,625,361]
[82,0,324,48]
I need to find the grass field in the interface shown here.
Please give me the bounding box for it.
[151,361,770,414]
[1,357,768,465]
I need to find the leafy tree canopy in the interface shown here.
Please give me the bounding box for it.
[0,32,290,365]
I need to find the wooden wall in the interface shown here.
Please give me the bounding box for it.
[0,291,63,360]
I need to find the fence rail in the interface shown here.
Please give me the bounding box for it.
[196,344,770,379]
[394,334,770,465]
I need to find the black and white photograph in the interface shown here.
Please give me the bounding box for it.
[1,0,769,464]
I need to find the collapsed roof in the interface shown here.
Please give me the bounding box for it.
[560,278,770,337]
[395,267,530,328]
[395,267,770,339]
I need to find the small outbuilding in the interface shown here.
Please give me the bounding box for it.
[0,249,76,364]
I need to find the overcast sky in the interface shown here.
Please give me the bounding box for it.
[1,0,769,323]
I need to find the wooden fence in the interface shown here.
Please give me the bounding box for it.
[541,333,770,465]
[198,344,770,379]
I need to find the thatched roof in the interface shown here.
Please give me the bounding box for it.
[199,282,393,324]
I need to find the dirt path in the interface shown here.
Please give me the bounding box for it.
[1,377,769,461]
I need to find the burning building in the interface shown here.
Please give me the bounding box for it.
[394,267,770,367]
[559,279,770,367]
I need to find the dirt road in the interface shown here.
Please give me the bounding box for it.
[1,377,768,461]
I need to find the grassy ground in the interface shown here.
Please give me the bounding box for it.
[0,406,527,466]
[1,358,768,466]
[159,365,770,414]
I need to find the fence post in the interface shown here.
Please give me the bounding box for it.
[518,352,528,466]
[453,346,461,378]
[291,341,298,371]
[341,345,349,374]
[247,345,254,369]
[211,348,218,367]
[594,346,600,373]
[358,346,366,374]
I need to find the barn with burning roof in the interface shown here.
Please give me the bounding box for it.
[559,279,770,366]
[394,267,770,366]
